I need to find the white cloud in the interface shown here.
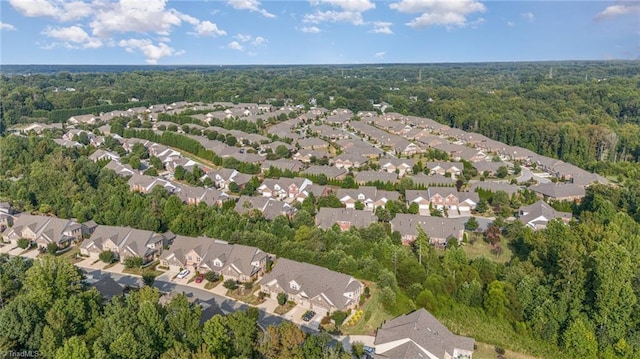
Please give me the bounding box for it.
[507,21,515,27]
[118,38,175,64]
[390,0,486,28]
[316,0,375,12]
[228,0,275,18]
[0,22,16,31]
[42,25,103,48]
[374,51,385,59]
[252,36,267,45]
[370,21,393,34]
[595,4,640,21]
[235,33,252,42]
[89,0,184,38]
[521,11,535,22]
[193,21,227,37]
[9,0,92,22]
[300,26,321,33]
[304,10,365,25]
[228,41,244,51]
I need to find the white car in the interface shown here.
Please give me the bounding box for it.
[177,269,190,279]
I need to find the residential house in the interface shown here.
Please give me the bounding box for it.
[260,258,363,313]
[53,139,83,148]
[174,185,229,206]
[296,137,329,150]
[470,182,520,197]
[2,214,84,250]
[529,183,586,202]
[257,177,313,201]
[234,196,296,220]
[302,166,348,180]
[337,186,400,211]
[293,149,329,163]
[374,308,475,359]
[67,114,99,125]
[88,149,120,163]
[161,236,269,282]
[425,162,464,177]
[354,171,398,185]
[104,161,136,177]
[80,225,168,264]
[427,188,479,212]
[379,158,415,177]
[315,208,377,231]
[390,214,466,247]
[261,159,304,173]
[472,161,511,176]
[128,173,177,194]
[408,173,455,188]
[332,153,366,170]
[0,202,13,230]
[518,201,572,230]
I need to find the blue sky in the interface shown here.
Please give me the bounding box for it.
[1,0,638,65]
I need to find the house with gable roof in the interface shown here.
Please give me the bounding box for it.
[374,308,474,359]
[2,213,85,250]
[80,225,168,264]
[260,257,363,313]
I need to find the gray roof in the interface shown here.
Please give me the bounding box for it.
[529,183,586,199]
[302,166,347,179]
[408,173,455,187]
[261,257,363,311]
[92,276,124,300]
[390,214,466,241]
[315,208,377,230]
[519,200,572,229]
[261,159,304,172]
[355,171,398,184]
[374,308,474,358]
[470,182,520,196]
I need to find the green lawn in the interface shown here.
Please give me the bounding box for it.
[226,285,266,305]
[462,235,512,264]
[274,301,296,315]
[340,285,393,336]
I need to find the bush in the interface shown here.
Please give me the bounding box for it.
[17,238,31,249]
[123,256,144,269]
[331,310,349,327]
[99,250,116,264]
[204,271,219,282]
[46,243,59,255]
[495,346,506,355]
[223,279,238,290]
[277,292,288,306]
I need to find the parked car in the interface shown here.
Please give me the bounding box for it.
[195,273,204,283]
[302,310,316,322]
[177,269,190,279]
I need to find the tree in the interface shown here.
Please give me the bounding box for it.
[123,256,144,269]
[475,200,488,213]
[46,243,59,255]
[562,318,598,359]
[330,310,348,327]
[17,238,31,249]
[202,315,231,358]
[24,256,83,306]
[354,201,365,210]
[142,271,155,287]
[408,202,419,214]
[275,145,290,158]
[99,250,115,264]
[174,165,185,181]
[277,292,287,306]
[165,293,203,351]
[55,336,91,359]
[465,217,479,231]
[496,166,509,178]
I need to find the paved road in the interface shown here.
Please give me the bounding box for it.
[80,268,294,331]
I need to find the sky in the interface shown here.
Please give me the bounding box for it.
[0,0,638,65]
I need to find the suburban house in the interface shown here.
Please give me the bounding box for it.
[374,308,475,359]
[302,166,348,180]
[332,153,366,170]
[174,185,229,207]
[315,208,378,231]
[471,161,510,176]
[426,188,479,212]
[260,257,364,313]
[88,149,120,163]
[2,213,84,250]
[292,149,329,163]
[337,187,400,211]
[529,183,586,202]
[234,196,296,220]
[296,137,329,150]
[104,161,136,177]
[470,182,520,197]
[160,236,269,282]
[257,177,313,201]
[390,214,466,247]
[379,158,415,177]
[128,173,177,194]
[201,168,251,190]
[425,162,464,177]
[518,201,573,230]
[354,171,398,185]
[261,159,304,173]
[408,173,455,187]
[80,225,168,264]
[0,202,13,230]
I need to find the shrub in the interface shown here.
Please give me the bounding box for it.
[99,250,116,264]
[331,310,349,327]
[46,243,59,255]
[495,346,506,355]
[223,279,238,290]
[204,271,219,282]
[17,238,31,249]
[277,292,288,306]
[142,271,155,287]
[124,256,144,269]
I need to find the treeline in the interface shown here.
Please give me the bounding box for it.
[1,135,639,358]
[0,255,354,359]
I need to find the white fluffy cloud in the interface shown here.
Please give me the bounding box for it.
[521,11,534,22]
[390,0,486,28]
[316,0,375,12]
[193,21,227,37]
[370,21,393,34]
[305,0,375,25]
[374,51,385,59]
[235,33,253,42]
[9,0,92,21]
[595,4,640,21]
[89,0,185,37]
[300,26,321,33]
[252,36,267,45]
[0,22,17,31]
[228,41,244,51]
[119,38,175,64]
[42,25,103,48]
[228,0,275,18]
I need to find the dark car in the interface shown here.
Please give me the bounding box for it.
[195,273,204,283]
[302,310,316,322]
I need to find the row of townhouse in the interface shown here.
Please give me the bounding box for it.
[2,213,96,250]
[405,188,480,213]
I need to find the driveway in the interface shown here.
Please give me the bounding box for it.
[0,243,14,254]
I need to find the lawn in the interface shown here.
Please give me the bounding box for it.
[205,278,222,290]
[274,301,296,315]
[462,235,512,264]
[57,247,84,263]
[340,285,393,336]
[226,285,266,306]
[472,341,542,359]
[123,261,162,277]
